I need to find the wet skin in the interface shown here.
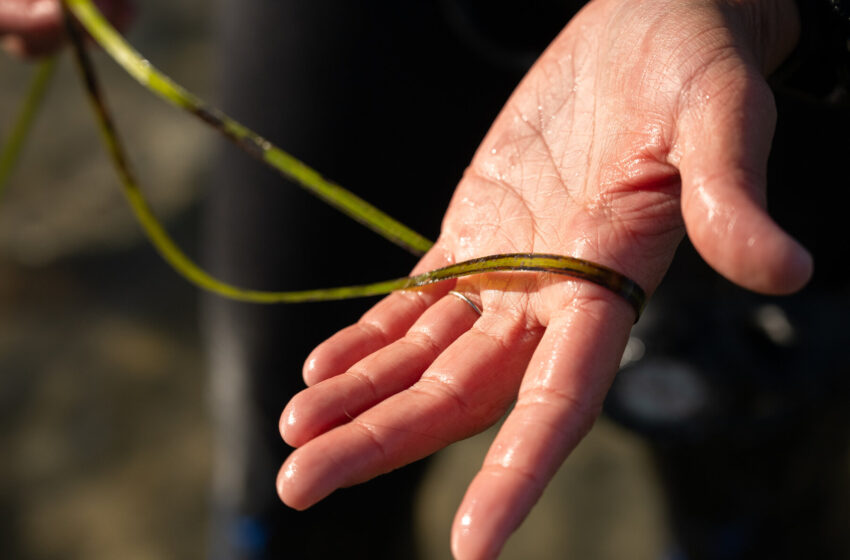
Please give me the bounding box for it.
[1,1,810,558]
[276,1,809,559]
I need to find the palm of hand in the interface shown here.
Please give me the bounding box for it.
[277,1,807,558]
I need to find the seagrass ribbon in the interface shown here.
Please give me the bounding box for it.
[2,0,648,320]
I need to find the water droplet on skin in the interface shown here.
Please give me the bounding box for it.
[283,461,297,480]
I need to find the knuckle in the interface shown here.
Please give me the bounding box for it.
[401,329,443,357]
[342,369,379,400]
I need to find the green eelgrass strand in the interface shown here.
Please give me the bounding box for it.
[62,0,434,256]
[62,2,646,318]
[0,57,57,200]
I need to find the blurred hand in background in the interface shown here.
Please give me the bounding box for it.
[0,0,132,58]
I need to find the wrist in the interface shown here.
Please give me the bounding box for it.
[606,0,802,73]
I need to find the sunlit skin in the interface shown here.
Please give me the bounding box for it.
[2,0,810,558]
[0,0,130,57]
[277,1,809,559]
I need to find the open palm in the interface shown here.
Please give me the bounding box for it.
[276,1,809,558]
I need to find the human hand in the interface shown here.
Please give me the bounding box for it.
[0,0,131,57]
[277,0,809,558]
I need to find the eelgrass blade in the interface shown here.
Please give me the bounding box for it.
[62,0,434,256]
[62,2,646,319]
[0,57,57,200]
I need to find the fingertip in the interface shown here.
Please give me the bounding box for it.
[276,458,311,511]
[450,477,522,560]
[278,390,324,448]
[301,323,386,386]
[451,512,503,560]
[451,509,501,560]
[754,234,812,295]
[685,189,813,294]
[279,402,299,447]
[276,448,340,511]
[303,339,346,386]
[681,165,815,294]
[302,351,322,386]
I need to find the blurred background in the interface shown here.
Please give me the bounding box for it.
[0,2,668,559]
[1,2,214,558]
[7,2,850,560]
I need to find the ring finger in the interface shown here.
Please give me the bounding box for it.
[281,288,483,447]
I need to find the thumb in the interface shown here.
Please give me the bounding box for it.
[676,64,812,295]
